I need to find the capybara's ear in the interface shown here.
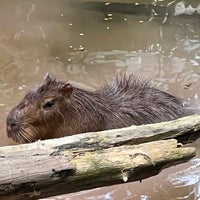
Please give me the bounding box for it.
[43,73,52,85]
[38,73,52,93]
[60,83,73,97]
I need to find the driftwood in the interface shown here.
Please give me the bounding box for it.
[0,115,200,200]
[73,0,200,18]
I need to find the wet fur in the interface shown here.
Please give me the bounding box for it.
[6,74,185,143]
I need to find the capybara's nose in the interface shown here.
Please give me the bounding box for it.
[6,115,20,137]
[7,116,17,128]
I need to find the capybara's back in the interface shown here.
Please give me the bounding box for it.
[100,74,185,127]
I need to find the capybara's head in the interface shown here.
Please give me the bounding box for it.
[6,74,74,143]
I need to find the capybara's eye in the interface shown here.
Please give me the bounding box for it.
[43,99,56,109]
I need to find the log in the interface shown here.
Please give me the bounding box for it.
[71,0,200,18]
[0,140,195,200]
[31,114,200,149]
[0,114,199,199]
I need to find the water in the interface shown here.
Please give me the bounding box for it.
[0,0,200,199]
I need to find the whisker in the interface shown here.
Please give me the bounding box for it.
[19,129,31,143]
[43,113,51,131]
[57,110,66,127]
[28,124,41,141]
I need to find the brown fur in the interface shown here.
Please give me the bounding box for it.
[6,74,185,144]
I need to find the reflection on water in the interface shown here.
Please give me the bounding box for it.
[168,158,200,199]
[0,0,200,199]
[169,159,200,187]
[195,176,200,200]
